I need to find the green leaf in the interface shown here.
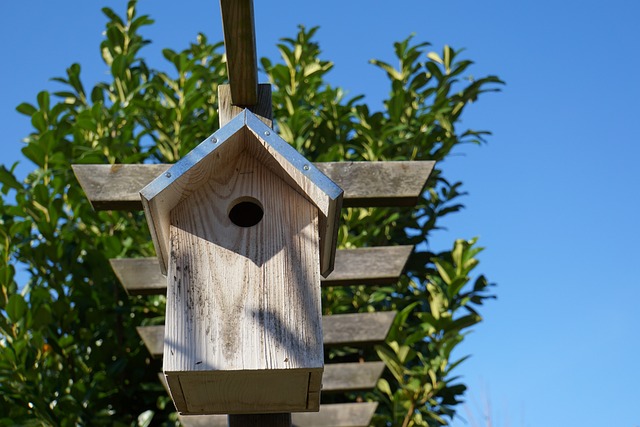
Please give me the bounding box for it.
[6,294,27,323]
[427,51,443,65]
[15,102,37,116]
[137,410,154,427]
[21,144,46,167]
[370,59,403,81]
[30,111,47,132]
[377,378,393,398]
[37,91,50,112]
[0,164,22,192]
[376,344,405,382]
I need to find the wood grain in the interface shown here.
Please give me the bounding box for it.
[321,361,386,393]
[110,245,413,295]
[137,312,395,358]
[137,111,343,277]
[219,0,257,106]
[72,161,434,210]
[175,403,378,427]
[218,84,272,127]
[327,245,413,286]
[322,311,397,346]
[163,153,323,414]
[242,111,343,278]
[315,161,434,207]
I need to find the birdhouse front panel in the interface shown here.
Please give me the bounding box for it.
[162,151,323,414]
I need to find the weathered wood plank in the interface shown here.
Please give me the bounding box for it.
[174,403,378,427]
[218,84,272,128]
[220,0,258,106]
[327,245,413,286]
[322,361,386,393]
[291,403,377,427]
[137,312,395,358]
[110,245,412,295]
[323,311,396,346]
[72,161,434,210]
[315,161,434,207]
[163,153,323,414]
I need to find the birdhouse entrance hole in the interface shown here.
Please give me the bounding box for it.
[228,197,264,227]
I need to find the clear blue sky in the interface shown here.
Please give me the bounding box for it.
[3,1,640,426]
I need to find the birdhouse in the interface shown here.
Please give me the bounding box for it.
[139,110,343,415]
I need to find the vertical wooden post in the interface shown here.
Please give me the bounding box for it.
[220,0,258,106]
[228,414,292,427]
[218,84,273,128]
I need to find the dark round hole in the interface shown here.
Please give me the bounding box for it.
[228,199,264,227]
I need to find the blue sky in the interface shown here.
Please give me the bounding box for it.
[3,1,640,426]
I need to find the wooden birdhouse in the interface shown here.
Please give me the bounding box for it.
[139,110,343,415]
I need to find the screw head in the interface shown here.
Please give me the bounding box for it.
[165,172,171,178]
[303,164,310,171]
[264,130,271,136]
[210,136,217,143]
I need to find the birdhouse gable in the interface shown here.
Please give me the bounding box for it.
[140,109,343,277]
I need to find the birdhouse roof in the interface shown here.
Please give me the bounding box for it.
[140,110,343,277]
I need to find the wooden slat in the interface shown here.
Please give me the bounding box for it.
[290,403,378,427]
[323,311,396,346]
[220,0,258,106]
[110,245,412,295]
[322,361,385,393]
[72,161,434,210]
[327,245,412,286]
[174,403,378,427]
[315,161,434,207]
[137,312,395,358]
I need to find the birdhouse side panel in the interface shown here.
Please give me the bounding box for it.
[163,152,324,374]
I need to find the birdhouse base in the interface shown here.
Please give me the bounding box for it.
[164,368,322,414]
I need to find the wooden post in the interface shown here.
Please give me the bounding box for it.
[220,0,258,106]
[218,84,272,127]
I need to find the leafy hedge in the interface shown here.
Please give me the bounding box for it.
[0,2,501,426]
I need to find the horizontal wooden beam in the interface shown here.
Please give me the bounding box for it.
[72,161,434,210]
[321,361,386,393]
[110,245,412,295]
[314,161,434,207]
[327,246,412,286]
[137,312,395,358]
[322,311,396,346]
[175,402,378,427]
